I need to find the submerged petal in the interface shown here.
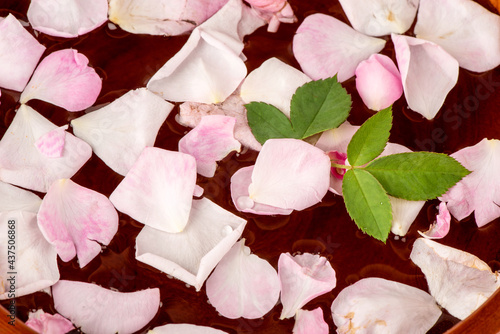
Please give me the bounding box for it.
[293,308,329,334]
[26,309,75,334]
[148,323,228,334]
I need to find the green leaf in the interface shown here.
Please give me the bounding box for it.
[342,169,392,242]
[364,152,471,201]
[347,107,392,166]
[246,102,299,144]
[290,76,351,138]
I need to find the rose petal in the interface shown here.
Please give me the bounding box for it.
[293,308,329,334]
[52,280,160,334]
[148,324,228,334]
[34,125,68,158]
[392,34,459,120]
[0,181,42,213]
[135,198,246,291]
[278,253,336,319]
[20,49,102,111]
[419,202,451,239]
[26,309,75,334]
[72,88,174,175]
[293,13,386,81]
[390,196,425,236]
[248,1,296,33]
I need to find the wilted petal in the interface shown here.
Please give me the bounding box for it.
[410,238,500,320]
[72,88,174,175]
[206,239,280,319]
[419,202,451,239]
[28,0,108,37]
[293,308,329,334]
[34,125,68,158]
[0,211,59,299]
[52,280,160,334]
[0,14,46,91]
[293,14,386,82]
[339,0,418,36]
[415,0,500,72]
[331,277,442,334]
[279,253,336,319]
[390,196,425,236]
[392,34,459,120]
[0,181,41,213]
[26,309,75,334]
[240,57,311,117]
[110,147,196,233]
[0,105,92,192]
[20,49,102,111]
[179,115,241,177]
[355,54,403,111]
[440,138,500,227]
[148,324,228,334]
[136,198,246,291]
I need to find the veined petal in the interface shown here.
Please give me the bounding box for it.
[20,49,102,111]
[0,14,46,92]
[206,239,280,319]
[419,202,451,239]
[293,308,329,334]
[415,0,500,72]
[392,34,459,120]
[135,198,246,291]
[0,181,42,213]
[293,14,386,82]
[148,324,228,334]
[52,280,160,334]
[109,147,197,233]
[27,0,108,37]
[279,253,336,319]
[26,309,75,334]
[34,125,68,158]
[72,88,174,175]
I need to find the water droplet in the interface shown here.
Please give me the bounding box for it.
[222,225,233,236]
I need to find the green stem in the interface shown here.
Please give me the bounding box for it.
[331,162,351,170]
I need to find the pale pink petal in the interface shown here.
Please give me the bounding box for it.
[245,0,286,12]
[109,147,196,233]
[52,280,160,334]
[26,309,75,334]
[231,165,293,215]
[0,211,59,299]
[249,139,331,211]
[27,0,108,37]
[440,139,500,227]
[20,49,102,111]
[0,105,92,193]
[0,181,42,213]
[293,308,329,334]
[339,0,418,36]
[206,239,280,319]
[415,0,500,72]
[390,196,425,236]
[392,34,459,120]
[149,324,228,334]
[247,1,296,33]
[179,115,241,177]
[194,185,204,197]
[72,88,174,175]
[37,179,118,268]
[135,198,246,291]
[419,202,451,239]
[293,14,386,82]
[0,14,46,92]
[34,125,68,158]
[355,54,403,111]
[410,238,500,320]
[278,253,336,319]
[240,57,311,117]
[331,277,442,333]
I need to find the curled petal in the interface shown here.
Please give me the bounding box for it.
[0,181,41,213]
[149,324,228,334]
[293,308,329,334]
[419,202,451,239]
[20,49,102,111]
[52,280,160,334]
[246,0,287,12]
[26,309,75,334]
[293,14,386,81]
[390,196,425,236]
[34,125,68,158]
[278,253,336,319]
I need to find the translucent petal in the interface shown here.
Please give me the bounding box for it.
[293,308,329,334]
[0,181,42,213]
[149,323,228,334]
[26,309,75,334]
[390,196,425,236]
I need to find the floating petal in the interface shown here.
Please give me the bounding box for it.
[390,196,425,236]
[52,280,160,334]
[0,181,41,213]
[293,308,329,334]
[148,323,228,334]
[26,309,75,334]
[34,125,68,158]
[419,202,451,239]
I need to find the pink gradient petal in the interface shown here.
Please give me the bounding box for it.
[27,0,108,37]
[206,239,280,319]
[37,179,118,268]
[249,139,331,211]
[26,309,75,334]
[246,0,296,33]
[355,54,403,111]
[440,138,500,227]
[72,88,174,175]
[52,280,160,334]
[0,14,46,92]
[419,202,451,239]
[246,0,287,12]
[34,125,68,158]
[293,13,386,81]
[149,324,228,334]
[20,49,102,111]
[0,181,42,213]
[179,115,241,177]
[293,308,329,334]
[415,0,500,72]
[0,105,92,193]
[278,253,336,319]
[392,34,459,120]
[136,198,247,291]
[109,147,197,233]
[331,277,442,333]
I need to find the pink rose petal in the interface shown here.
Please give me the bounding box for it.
[293,308,329,334]
[149,324,228,334]
[390,196,425,236]
[419,202,451,239]
[20,49,102,111]
[37,179,119,268]
[245,0,287,12]
[0,181,42,213]
[34,125,68,158]
[52,280,160,334]
[26,309,75,334]
[246,0,296,33]
[206,239,280,319]
[278,253,336,319]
